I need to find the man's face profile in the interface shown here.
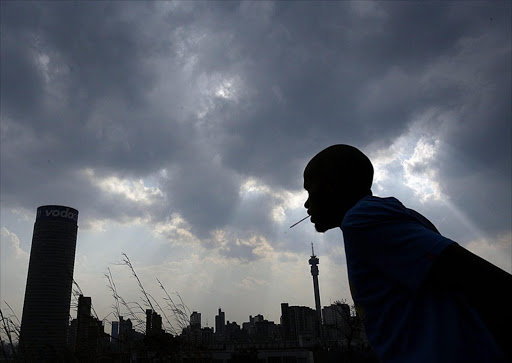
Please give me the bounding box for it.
[303,144,373,233]
[303,163,341,233]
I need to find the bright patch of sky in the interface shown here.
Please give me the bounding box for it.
[83,168,164,206]
[1,0,510,336]
[371,116,444,203]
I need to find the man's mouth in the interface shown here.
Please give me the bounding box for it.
[289,215,311,228]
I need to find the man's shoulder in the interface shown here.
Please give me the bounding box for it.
[342,196,406,229]
[342,196,441,236]
[353,195,404,210]
[345,195,406,218]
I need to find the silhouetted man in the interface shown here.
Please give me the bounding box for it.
[303,144,511,362]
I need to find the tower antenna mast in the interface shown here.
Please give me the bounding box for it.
[309,242,322,339]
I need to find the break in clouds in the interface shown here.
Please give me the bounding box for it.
[1,2,510,263]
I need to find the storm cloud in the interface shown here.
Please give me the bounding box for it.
[1,1,510,326]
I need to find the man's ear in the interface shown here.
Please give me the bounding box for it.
[326,181,341,195]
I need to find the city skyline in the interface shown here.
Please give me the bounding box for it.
[9,203,355,354]
[1,0,511,342]
[11,204,350,339]
[60,292,368,361]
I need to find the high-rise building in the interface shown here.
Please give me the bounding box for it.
[111,321,119,343]
[280,303,319,341]
[200,327,214,344]
[190,311,201,331]
[322,303,350,327]
[309,243,322,337]
[225,320,241,341]
[19,205,79,358]
[322,302,351,341]
[215,308,226,338]
[76,295,92,353]
[146,309,164,336]
[74,295,107,359]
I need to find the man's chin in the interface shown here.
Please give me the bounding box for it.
[310,215,338,233]
[314,222,333,233]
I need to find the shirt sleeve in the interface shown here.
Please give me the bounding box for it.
[342,201,455,292]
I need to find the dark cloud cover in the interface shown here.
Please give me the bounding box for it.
[1,1,510,258]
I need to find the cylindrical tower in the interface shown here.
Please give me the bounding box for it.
[309,243,322,338]
[20,205,79,358]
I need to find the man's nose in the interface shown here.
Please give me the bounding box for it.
[304,198,309,209]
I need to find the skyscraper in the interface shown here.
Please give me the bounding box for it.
[19,205,79,358]
[322,302,351,339]
[74,295,106,359]
[146,309,163,336]
[309,243,322,337]
[190,311,201,331]
[280,303,319,341]
[215,308,226,337]
[75,295,92,354]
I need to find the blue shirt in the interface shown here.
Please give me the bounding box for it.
[341,196,505,362]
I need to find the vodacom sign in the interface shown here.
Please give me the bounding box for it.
[36,205,79,223]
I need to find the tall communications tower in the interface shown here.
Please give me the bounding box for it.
[20,205,79,358]
[309,243,322,337]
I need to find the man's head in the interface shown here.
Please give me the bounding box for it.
[303,144,373,232]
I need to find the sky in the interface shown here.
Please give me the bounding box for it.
[1,1,511,336]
